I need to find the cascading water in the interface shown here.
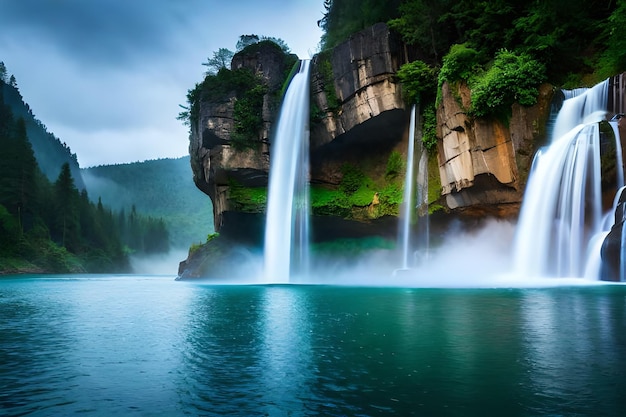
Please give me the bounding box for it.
[414,140,430,264]
[398,104,417,270]
[263,60,311,283]
[513,79,622,278]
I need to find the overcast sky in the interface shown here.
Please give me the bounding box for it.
[0,0,324,167]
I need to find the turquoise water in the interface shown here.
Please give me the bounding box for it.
[1,275,625,416]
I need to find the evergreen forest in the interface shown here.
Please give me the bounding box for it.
[0,75,170,274]
[82,157,213,249]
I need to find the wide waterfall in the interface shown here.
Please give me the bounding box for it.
[513,79,623,278]
[263,60,311,283]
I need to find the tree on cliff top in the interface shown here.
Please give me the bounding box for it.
[203,48,234,76]
[319,0,401,50]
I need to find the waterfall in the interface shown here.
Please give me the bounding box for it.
[513,80,609,278]
[399,104,417,270]
[263,60,311,283]
[414,142,430,264]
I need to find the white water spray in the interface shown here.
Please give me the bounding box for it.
[399,105,417,270]
[263,60,311,283]
[513,80,610,278]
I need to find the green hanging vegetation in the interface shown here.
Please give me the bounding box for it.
[468,49,547,119]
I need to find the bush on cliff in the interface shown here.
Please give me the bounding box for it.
[469,49,546,119]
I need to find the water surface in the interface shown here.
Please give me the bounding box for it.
[1,275,625,416]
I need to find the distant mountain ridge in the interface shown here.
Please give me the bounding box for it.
[0,81,85,189]
[82,156,214,248]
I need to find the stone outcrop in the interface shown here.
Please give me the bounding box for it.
[190,23,411,234]
[601,186,626,281]
[436,81,553,217]
[310,23,406,150]
[189,43,291,231]
[188,22,555,253]
[599,74,626,281]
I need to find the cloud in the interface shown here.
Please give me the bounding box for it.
[0,0,195,68]
[0,0,323,166]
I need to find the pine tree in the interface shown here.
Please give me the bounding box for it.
[13,117,39,231]
[53,162,80,251]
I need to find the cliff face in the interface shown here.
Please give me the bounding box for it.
[188,23,553,243]
[308,23,409,189]
[190,23,411,234]
[189,43,289,231]
[436,81,553,217]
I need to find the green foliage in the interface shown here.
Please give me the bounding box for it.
[189,233,219,258]
[338,0,616,85]
[314,51,341,116]
[439,43,479,86]
[238,38,291,55]
[82,156,213,249]
[1,79,83,188]
[236,34,260,51]
[228,180,267,212]
[232,83,268,149]
[427,152,444,214]
[319,0,402,50]
[0,61,6,83]
[385,150,404,180]
[469,49,546,118]
[0,91,178,273]
[339,163,366,194]
[376,183,403,216]
[310,156,404,219]
[388,0,454,62]
[202,48,234,76]
[396,60,438,105]
[421,104,438,152]
[202,67,259,103]
[597,1,626,79]
[181,36,296,139]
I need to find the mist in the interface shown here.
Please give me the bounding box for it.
[130,249,190,276]
[188,218,620,288]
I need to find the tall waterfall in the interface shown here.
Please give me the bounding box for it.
[399,104,417,270]
[414,140,430,263]
[263,60,311,283]
[513,80,612,277]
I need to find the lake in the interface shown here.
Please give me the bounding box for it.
[1,274,625,416]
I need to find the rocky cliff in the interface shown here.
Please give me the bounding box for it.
[187,23,554,253]
[436,81,554,217]
[188,41,294,232]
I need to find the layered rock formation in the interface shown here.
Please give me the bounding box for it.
[190,23,412,237]
[189,42,293,231]
[599,73,626,281]
[436,81,554,217]
[184,23,557,280]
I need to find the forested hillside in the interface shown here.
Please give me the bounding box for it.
[0,74,170,274]
[82,157,213,249]
[0,107,163,273]
[320,0,625,86]
[0,63,85,189]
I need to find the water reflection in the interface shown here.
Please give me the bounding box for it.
[2,277,626,416]
[178,286,266,413]
[259,286,313,414]
[521,287,626,415]
[0,276,194,416]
